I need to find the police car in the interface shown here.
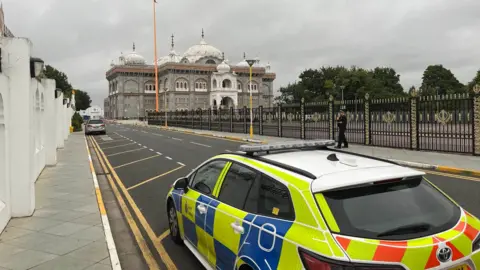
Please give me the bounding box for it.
[165,140,480,270]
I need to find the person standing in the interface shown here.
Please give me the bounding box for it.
[336,110,348,148]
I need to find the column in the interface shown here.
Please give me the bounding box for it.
[43,79,57,165]
[7,38,35,216]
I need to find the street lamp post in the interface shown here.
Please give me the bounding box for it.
[164,88,168,127]
[246,58,256,139]
[340,85,345,110]
[152,0,160,112]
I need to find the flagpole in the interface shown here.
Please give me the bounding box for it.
[153,0,159,112]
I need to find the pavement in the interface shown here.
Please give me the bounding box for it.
[0,133,117,270]
[86,122,480,269]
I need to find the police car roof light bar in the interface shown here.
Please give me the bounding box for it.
[239,140,336,155]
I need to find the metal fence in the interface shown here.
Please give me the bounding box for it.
[147,91,480,155]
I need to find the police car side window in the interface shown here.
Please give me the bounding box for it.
[244,174,295,221]
[190,160,227,196]
[217,163,258,209]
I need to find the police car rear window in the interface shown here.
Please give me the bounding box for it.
[319,177,461,240]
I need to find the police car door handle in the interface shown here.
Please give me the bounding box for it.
[230,222,244,234]
[197,204,207,214]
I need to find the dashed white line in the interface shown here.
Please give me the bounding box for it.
[225,150,232,152]
[138,143,142,146]
[177,162,185,166]
[172,137,182,141]
[190,141,211,148]
[166,156,172,160]
[149,148,154,151]
[143,146,147,148]
[156,152,162,155]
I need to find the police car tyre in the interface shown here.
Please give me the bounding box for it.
[167,200,183,245]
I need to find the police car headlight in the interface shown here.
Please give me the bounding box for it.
[299,248,405,270]
[473,235,480,252]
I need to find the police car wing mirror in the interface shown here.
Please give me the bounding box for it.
[173,177,189,192]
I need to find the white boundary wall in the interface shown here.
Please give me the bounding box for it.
[0,36,75,233]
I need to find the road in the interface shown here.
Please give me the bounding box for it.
[89,123,480,270]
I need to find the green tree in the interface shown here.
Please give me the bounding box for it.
[419,65,465,95]
[466,69,480,93]
[371,67,405,96]
[71,112,84,132]
[74,89,92,111]
[44,65,73,98]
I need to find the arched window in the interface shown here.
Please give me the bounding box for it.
[206,59,216,65]
[247,81,259,92]
[195,80,207,92]
[237,81,242,92]
[175,79,189,91]
[222,79,232,88]
[213,79,217,88]
[145,82,156,93]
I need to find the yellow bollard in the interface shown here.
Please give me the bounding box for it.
[70,126,74,133]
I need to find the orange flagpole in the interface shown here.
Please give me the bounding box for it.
[153,0,159,112]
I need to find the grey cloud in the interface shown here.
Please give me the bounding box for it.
[3,0,479,108]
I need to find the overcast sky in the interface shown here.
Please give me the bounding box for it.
[3,0,480,107]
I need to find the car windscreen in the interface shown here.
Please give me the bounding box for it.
[88,120,103,124]
[319,177,461,240]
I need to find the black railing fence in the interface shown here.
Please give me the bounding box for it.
[147,92,480,155]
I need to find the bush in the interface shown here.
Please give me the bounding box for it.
[71,112,84,132]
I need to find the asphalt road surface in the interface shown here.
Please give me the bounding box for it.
[89,124,480,270]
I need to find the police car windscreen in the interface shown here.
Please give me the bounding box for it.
[320,177,461,240]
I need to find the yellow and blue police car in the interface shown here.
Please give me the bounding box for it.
[165,140,480,270]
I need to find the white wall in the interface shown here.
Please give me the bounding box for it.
[0,36,74,233]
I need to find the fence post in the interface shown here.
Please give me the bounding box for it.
[410,91,419,150]
[473,85,480,155]
[278,104,282,137]
[300,98,306,139]
[243,106,248,134]
[364,93,370,145]
[208,108,212,130]
[259,106,264,135]
[328,95,334,140]
[230,107,234,132]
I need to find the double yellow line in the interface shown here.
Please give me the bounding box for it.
[88,136,177,270]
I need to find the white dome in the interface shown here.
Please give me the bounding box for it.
[124,43,146,65]
[183,34,223,63]
[237,60,249,68]
[236,53,249,67]
[216,60,231,73]
[156,50,182,65]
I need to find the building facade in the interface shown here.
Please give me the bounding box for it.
[104,31,276,119]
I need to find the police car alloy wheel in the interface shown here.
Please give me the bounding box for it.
[168,204,182,244]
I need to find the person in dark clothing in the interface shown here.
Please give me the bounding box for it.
[335,110,348,148]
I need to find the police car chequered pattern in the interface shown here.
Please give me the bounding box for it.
[167,154,480,270]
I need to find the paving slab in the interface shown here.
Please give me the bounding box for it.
[0,133,115,270]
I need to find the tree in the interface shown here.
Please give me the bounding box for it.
[44,65,73,98]
[276,65,406,104]
[419,65,465,95]
[74,89,92,111]
[466,69,480,93]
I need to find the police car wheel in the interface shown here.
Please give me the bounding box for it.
[168,202,183,245]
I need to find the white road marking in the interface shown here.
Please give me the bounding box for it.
[177,162,185,166]
[166,156,172,160]
[156,152,162,155]
[149,149,154,151]
[154,134,163,137]
[138,144,142,146]
[143,146,147,148]
[225,150,232,152]
[172,137,182,141]
[190,141,211,148]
